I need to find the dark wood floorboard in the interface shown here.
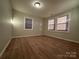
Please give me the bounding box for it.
[0,36,79,59]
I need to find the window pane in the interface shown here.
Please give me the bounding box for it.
[25,18,32,29]
[57,16,67,23]
[48,19,54,24]
[25,24,32,29]
[56,24,66,30]
[48,19,55,30]
[48,24,54,30]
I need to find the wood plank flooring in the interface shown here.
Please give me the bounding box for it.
[0,36,79,59]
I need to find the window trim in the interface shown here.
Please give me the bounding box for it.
[55,15,70,32]
[24,17,33,30]
[47,14,70,32]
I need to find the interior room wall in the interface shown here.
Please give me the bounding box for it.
[12,10,43,37]
[43,7,79,43]
[0,0,12,53]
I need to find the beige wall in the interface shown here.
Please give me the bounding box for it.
[43,7,79,42]
[12,10,43,37]
[0,0,12,53]
[13,7,79,43]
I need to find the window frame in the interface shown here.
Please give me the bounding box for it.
[48,19,55,30]
[24,17,33,30]
[56,15,69,31]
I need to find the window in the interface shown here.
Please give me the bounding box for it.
[48,19,55,30]
[56,16,69,31]
[24,18,32,30]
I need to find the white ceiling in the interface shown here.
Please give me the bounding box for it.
[11,0,79,18]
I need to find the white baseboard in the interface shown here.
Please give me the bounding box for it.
[12,34,42,38]
[12,34,79,44]
[0,39,12,57]
[45,34,79,44]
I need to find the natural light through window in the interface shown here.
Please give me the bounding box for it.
[56,16,68,31]
[48,19,55,30]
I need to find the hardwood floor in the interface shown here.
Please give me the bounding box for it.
[0,36,79,59]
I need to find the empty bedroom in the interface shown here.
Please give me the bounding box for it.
[0,0,79,59]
